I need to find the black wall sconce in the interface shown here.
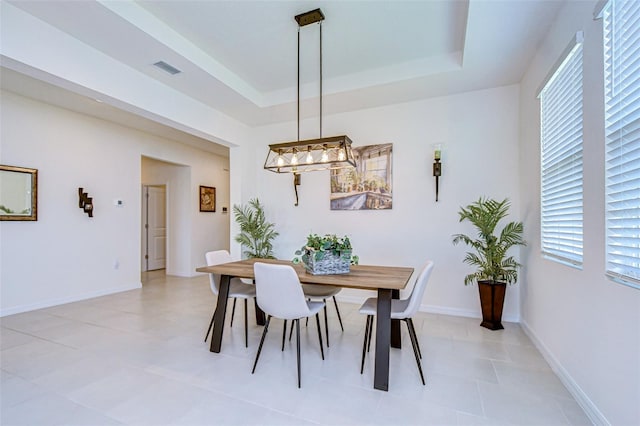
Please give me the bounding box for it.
[78,188,94,217]
[433,144,442,202]
[293,172,301,206]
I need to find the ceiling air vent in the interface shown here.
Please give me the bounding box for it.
[153,61,182,75]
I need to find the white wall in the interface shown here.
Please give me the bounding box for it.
[0,91,230,316]
[228,142,259,260]
[251,85,523,320]
[519,1,640,425]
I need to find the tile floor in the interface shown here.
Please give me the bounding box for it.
[1,271,591,425]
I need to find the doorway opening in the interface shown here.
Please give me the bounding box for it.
[141,155,192,282]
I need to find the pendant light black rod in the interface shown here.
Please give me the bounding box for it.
[297,26,300,142]
[319,21,323,139]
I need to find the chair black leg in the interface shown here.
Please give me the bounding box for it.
[361,315,372,374]
[282,320,287,351]
[367,315,374,352]
[296,319,301,388]
[405,319,425,385]
[298,319,300,389]
[332,296,344,331]
[244,299,249,348]
[305,299,310,327]
[323,304,330,347]
[230,298,237,327]
[204,307,217,342]
[289,318,295,341]
[408,318,422,359]
[315,313,324,360]
[252,315,271,374]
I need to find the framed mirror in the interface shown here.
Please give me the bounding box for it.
[0,165,38,221]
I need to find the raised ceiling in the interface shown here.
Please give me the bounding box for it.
[1,0,564,146]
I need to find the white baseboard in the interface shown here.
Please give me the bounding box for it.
[421,303,520,323]
[336,295,519,323]
[167,269,197,277]
[420,303,480,319]
[0,282,142,317]
[520,319,608,426]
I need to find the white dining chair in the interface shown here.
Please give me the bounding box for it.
[359,260,434,385]
[300,284,344,347]
[204,250,256,347]
[252,262,325,388]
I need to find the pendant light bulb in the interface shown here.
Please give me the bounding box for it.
[321,146,329,163]
[291,149,298,165]
[306,148,314,164]
[338,148,345,161]
[277,150,284,167]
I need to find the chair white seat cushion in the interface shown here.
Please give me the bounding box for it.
[301,284,340,298]
[359,297,411,319]
[228,278,256,298]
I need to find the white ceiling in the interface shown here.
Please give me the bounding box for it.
[1,0,565,149]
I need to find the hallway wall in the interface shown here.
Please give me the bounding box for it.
[0,91,230,315]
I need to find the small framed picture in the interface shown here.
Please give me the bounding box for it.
[199,186,216,212]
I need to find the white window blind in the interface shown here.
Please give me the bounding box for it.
[603,0,640,288]
[539,35,584,266]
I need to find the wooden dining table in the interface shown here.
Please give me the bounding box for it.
[196,258,414,391]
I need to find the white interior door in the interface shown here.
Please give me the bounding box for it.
[142,185,166,271]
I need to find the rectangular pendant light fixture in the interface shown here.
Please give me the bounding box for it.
[264,135,356,173]
[263,8,356,176]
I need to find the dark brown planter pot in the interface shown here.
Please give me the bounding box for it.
[478,280,506,330]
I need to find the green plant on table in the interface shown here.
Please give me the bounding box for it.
[293,234,359,265]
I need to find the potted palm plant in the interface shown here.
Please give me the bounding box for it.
[233,198,279,259]
[452,197,525,330]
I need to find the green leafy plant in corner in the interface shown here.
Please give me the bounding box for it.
[233,198,279,259]
[452,197,526,285]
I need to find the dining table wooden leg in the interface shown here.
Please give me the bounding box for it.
[391,289,401,349]
[374,288,392,391]
[210,274,231,353]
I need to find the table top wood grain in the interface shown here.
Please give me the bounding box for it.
[196,258,414,291]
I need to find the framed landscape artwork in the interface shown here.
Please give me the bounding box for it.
[199,186,216,212]
[330,143,393,210]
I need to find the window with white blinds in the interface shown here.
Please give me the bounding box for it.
[539,35,584,267]
[603,0,640,288]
